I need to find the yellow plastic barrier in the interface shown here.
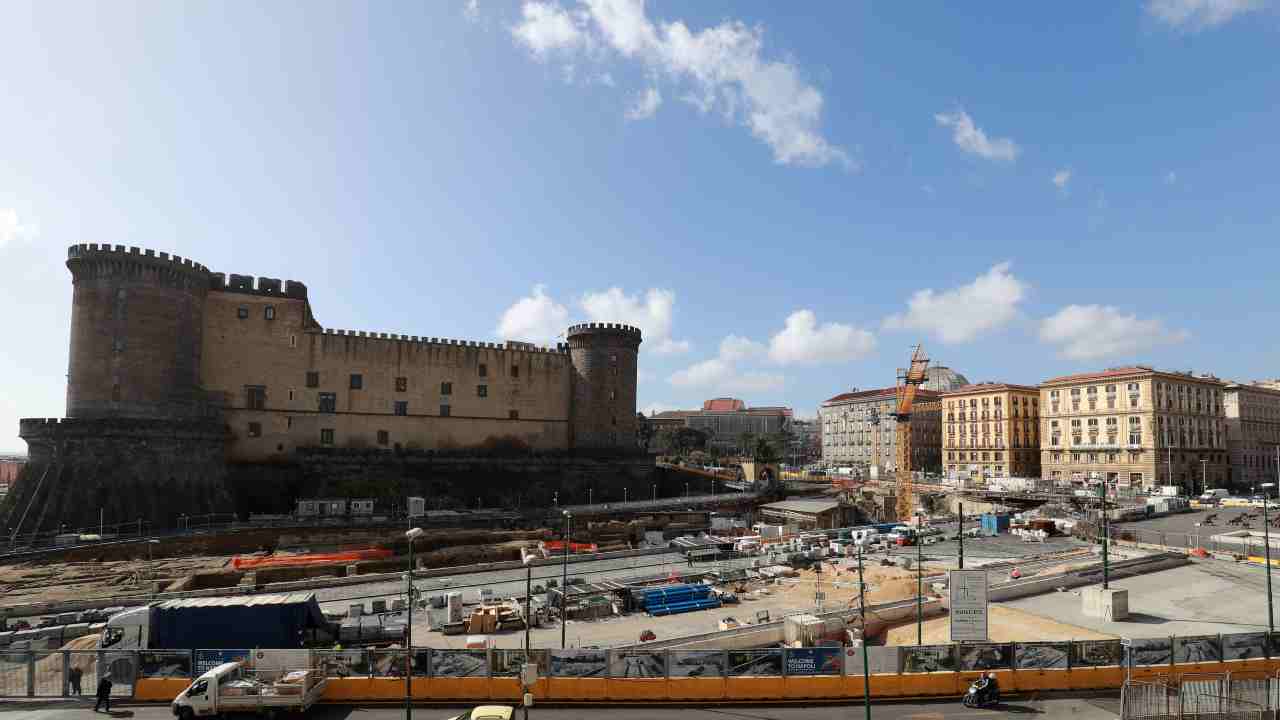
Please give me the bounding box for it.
[134,677,191,701]
[667,677,725,700]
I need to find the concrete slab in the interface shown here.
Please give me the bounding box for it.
[1003,560,1277,638]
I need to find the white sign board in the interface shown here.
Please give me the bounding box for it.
[949,569,989,642]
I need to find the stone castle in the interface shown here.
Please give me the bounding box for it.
[7,244,646,532]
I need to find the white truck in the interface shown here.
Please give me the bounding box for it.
[170,661,327,719]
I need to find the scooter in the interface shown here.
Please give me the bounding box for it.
[962,678,999,708]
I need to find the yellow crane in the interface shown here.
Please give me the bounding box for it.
[894,345,930,521]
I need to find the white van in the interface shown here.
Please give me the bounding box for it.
[171,662,326,719]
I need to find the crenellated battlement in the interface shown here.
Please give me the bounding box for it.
[66,243,212,275]
[316,328,570,354]
[209,272,308,299]
[566,323,643,339]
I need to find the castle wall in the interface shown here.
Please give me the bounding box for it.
[568,323,642,450]
[201,288,572,460]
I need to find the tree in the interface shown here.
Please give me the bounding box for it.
[753,436,780,464]
[636,413,655,451]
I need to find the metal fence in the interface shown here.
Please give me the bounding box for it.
[1122,674,1275,720]
[1113,526,1280,558]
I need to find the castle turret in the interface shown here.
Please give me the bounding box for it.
[64,244,211,419]
[567,323,642,451]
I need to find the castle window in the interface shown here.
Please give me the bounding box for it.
[479,363,488,378]
[511,365,519,378]
[248,422,262,438]
[237,306,249,319]
[609,390,616,401]
[112,338,125,353]
[318,392,336,413]
[609,354,617,365]
[612,416,617,426]
[349,374,363,390]
[377,430,389,446]
[246,386,266,410]
[306,371,319,388]
[509,410,519,420]
[395,376,407,392]
[320,429,334,446]
[441,382,453,396]
[477,384,488,398]
[288,389,294,401]
[289,335,297,348]
[264,305,275,320]
[440,404,451,417]
[394,401,408,416]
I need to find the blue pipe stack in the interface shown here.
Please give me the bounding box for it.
[640,583,722,617]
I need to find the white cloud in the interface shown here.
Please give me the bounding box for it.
[496,285,570,343]
[719,335,765,363]
[625,86,662,120]
[1165,171,1178,185]
[668,332,784,394]
[511,1,590,56]
[1039,304,1191,360]
[580,287,690,354]
[767,310,876,365]
[464,0,480,22]
[640,401,677,416]
[884,262,1027,344]
[1053,168,1072,190]
[669,357,732,387]
[934,110,1019,162]
[0,208,40,249]
[1146,0,1265,29]
[506,0,848,167]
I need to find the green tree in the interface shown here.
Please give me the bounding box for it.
[753,436,780,464]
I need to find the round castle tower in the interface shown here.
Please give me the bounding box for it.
[65,244,211,419]
[567,323,642,451]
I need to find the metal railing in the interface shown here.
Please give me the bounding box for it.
[1122,673,1277,720]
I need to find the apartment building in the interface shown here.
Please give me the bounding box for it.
[819,387,942,473]
[942,383,1041,479]
[1224,382,1280,488]
[1039,366,1227,493]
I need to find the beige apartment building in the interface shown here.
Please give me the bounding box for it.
[1224,382,1280,488]
[942,383,1041,479]
[1039,366,1228,493]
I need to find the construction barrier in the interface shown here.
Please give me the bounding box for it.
[231,548,393,569]
[15,633,1280,704]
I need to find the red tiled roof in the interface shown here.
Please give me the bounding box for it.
[823,386,942,405]
[702,397,746,412]
[944,382,1040,395]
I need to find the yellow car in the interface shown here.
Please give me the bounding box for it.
[446,706,514,720]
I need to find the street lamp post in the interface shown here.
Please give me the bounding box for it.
[404,527,423,720]
[651,485,656,502]
[857,541,871,720]
[915,512,923,646]
[1200,459,1208,495]
[1263,482,1275,635]
[1100,480,1110,590]
[561,511,572,648]
[588,488,593,506]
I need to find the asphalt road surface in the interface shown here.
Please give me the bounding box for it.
[8,694,1123,720]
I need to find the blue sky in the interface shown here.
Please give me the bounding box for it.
[2,1,1278,451]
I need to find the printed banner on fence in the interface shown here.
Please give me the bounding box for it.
[949,569,989,642]
[1014,642,1069,669]
[1174,635,1222,664]
[669,651,725,678]
[138,651,192,678]
[1071,640,1122,667]
[432,650,488,677]
[727,650,782,676]
[1223,633,1267,661]
[901,645,956,673]
[610,651,666,678]
[194,649,251,675]
[957,644,1012,670]
[785,648,842,676]
[550,650,608,678]
[1129,638,1173,666]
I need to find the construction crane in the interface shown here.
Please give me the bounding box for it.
[894,344,931,521]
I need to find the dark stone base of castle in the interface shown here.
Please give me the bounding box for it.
[227,450,662,516]
[7,417,232,534]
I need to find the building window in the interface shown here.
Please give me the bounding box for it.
[509,410,519,420]
[477,384,488,398]
[264,305,275,320]
[248,422,262,438]
[609,353,618,365]
[396,376,407,392]
[441,381,453,396]
[246,386,266,410]
[440,404,451,417]
[394,401,408,416]
[350,374,363,390]
[287,417,292,428]
[479,363,487,378]
[377,430,389,446]
[318,392,336,413]
[511,365,519,378]
[306,371,319,388]
[237,306,249,319]
[1130,472,1143,485]
[320,429,335,446]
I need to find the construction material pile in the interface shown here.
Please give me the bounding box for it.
[640,584,722,617]
[463,601,525,633]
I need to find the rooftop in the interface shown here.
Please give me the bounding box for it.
[759,499,841,515]
[944,382,1040,395]
[1040,366,1224,386]
[823,386,942,405]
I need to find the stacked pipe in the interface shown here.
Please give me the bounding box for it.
[641,583,722,617]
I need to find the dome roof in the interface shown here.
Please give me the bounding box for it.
[922,365,969,393]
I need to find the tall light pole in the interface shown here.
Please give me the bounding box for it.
[1200,458,1208,495]
[651,485,656,502]
[957,502,964,570]
[1263,482,1275,635]
[561,510,571,648]
[915,512,923,646]
[404,527,423,720]
[856,540,871,720]
[1100,479,1110,590]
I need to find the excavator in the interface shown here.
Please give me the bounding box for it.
[893,345,930,521]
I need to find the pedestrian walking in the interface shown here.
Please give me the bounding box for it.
[68,665,83,695]
[94,674,113,713]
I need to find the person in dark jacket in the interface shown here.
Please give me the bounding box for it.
[68,665,83,695]
[94,675,113,712]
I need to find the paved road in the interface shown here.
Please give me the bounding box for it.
[7,694,1123,720]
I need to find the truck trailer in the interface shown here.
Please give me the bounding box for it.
[101,592,336,652]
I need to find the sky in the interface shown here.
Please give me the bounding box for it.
[1,0,1279,452]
